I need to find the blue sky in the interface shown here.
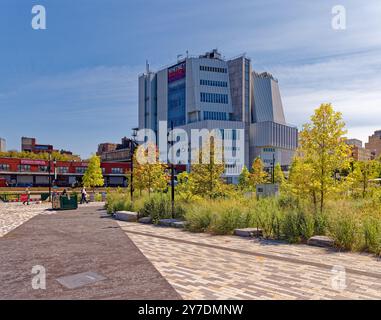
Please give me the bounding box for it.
[0,0,380,157]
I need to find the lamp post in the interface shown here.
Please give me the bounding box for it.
[272,153,275,184]
[169,121,175,218]
[48,154,52,201]
[130,128,138,203]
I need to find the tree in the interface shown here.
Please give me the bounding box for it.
[249,157,268,187]
[238,165,251,190]
[133,143,168,196]
[190,140,225,199]
[298,103,351,213]
[274,162,285,185]
[288,157,318,206]
[347,160,380,198]
[82,155,104,192]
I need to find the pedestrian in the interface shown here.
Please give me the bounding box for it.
[80,187,88,204]
[23,187,31,205]
[62,189,68,197]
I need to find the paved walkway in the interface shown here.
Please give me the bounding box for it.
[0,205,181,300]
[118,221,381,300]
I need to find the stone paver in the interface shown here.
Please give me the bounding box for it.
[117,222,381,300]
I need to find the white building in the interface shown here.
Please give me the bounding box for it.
[138,50,298,183]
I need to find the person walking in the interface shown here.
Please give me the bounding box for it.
[80,187,88,204]
[23,187,31,205]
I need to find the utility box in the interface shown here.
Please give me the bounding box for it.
[256,184,280,199]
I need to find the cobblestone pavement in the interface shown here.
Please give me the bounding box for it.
[117,222,381,300]
[0,202,105,237]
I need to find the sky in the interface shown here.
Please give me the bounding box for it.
[0,0,380,157]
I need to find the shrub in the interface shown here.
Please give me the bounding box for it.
[251,198,282,239]
[105,193,133,214]
[329,211,362,251]
[139,194,185,224]
[208,205,247,235]
[185,205,213,232]
[363,216,381,256]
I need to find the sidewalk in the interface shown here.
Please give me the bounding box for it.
[0,205,181,300]
[118,221,381,300]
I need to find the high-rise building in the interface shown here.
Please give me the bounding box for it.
[97,137,135,162]
[0,138,6,152]
[365,130,381,159]
[138,50,298,182]
[345,138,372,161]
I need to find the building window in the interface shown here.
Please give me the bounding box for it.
[203,111,227,121]
[111,168,124,174]
[101,168,105,174]
[168,78,186,127]
[75,167,87,174]
[0,164,10,171]
[39,166,48,172]
[200,92,228,104]
[18,165,31,172]
[199,66,227,73]
[200,79,228,87]
[57,167,69,174]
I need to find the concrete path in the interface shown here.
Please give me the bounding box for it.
[0,205,181,300]
[118,221,381,300]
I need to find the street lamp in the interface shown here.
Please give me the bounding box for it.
[168,121,175,218]
[130,128,138,203]
[48,154,56,202]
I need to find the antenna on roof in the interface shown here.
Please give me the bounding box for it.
[146,60,150,74]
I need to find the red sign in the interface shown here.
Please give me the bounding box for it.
[168,62,186,83]
[21,159,47,165]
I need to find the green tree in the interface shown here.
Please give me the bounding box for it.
[347,160,380,198]
[238,165,251,190]
[190,140,225,199]
[274,162,285,185]
[82,155,104,192]
[134,143,168,196]
[298,103,351,213]
[249,157,268,187]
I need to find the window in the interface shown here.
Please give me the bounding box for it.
[39,166,48,172]
[57,167,69,174]
[0,164,10,171]
[111,168,124,174]
[75,167,87,174]
[200,92,228,104]
[199,66,227,73]
[200,79,228,87]
[203,111,227,121]
[18,165,31,172]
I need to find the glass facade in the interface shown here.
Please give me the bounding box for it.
[168,63,186,127]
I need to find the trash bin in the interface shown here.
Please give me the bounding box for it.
[41,193,50,201]
[60,195,78,210]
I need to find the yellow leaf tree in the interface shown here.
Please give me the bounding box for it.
[82,155,104,192]
[249,157,268,187]
[134,143,168,196]
[190,139,225,199]
[298,103,351,213]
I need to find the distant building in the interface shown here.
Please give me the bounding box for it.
[21,137,54,153]
[365,130,381,159]
[0,138,6,152]
[21,137,77,158]
[138,49,298,182]
[345,138,372,161]
[97,137,135,162]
